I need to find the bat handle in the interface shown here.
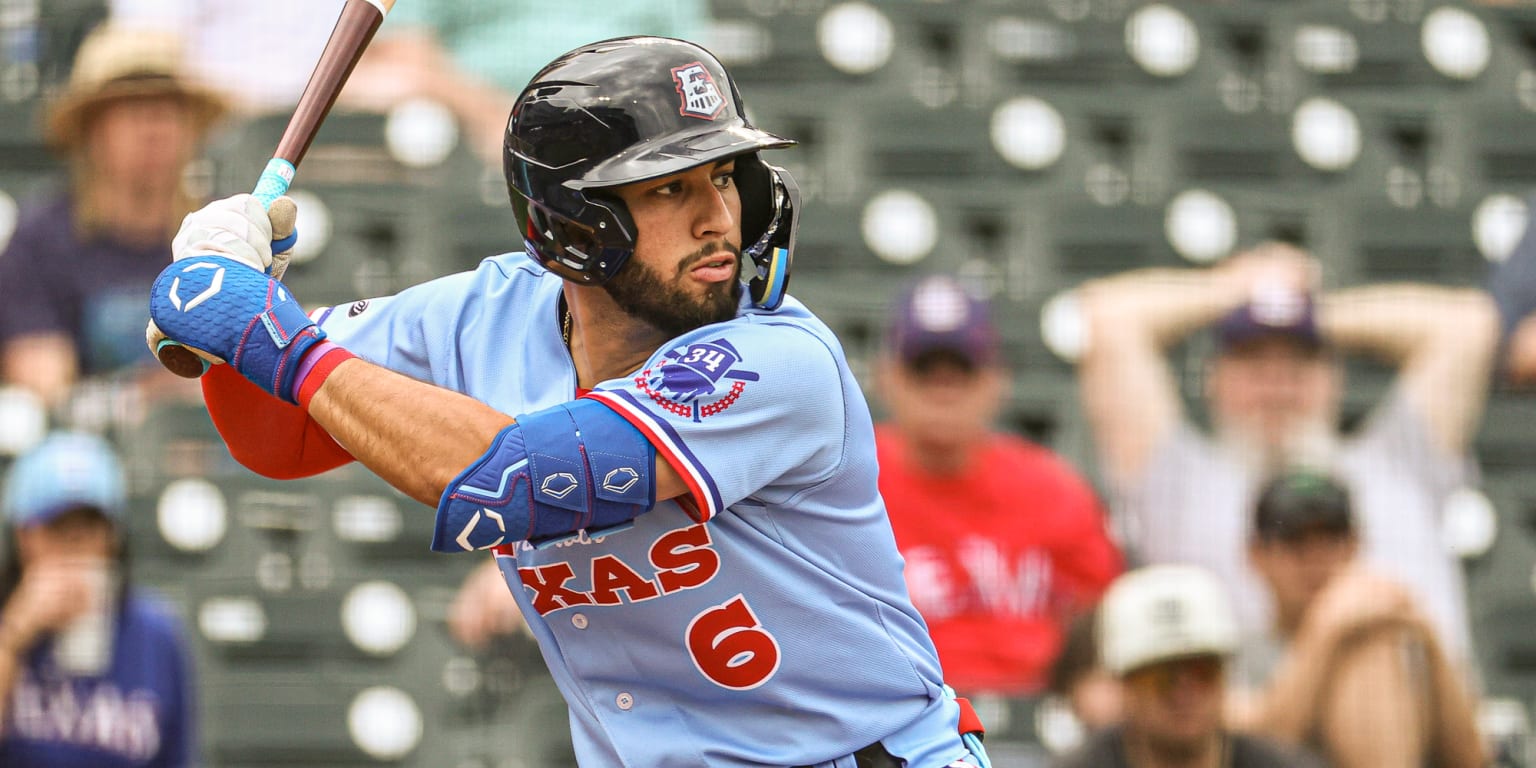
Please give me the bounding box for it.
[155,157,301,378]
[252,157,297,209]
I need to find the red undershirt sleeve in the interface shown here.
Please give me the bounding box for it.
[202,364,354,479]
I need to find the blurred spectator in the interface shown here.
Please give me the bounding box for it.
[1076,243,1496,663]
[109,0,343,115]
[0,23,225,410]
[1231,470,1483,768]
[1487,193,1536,385]
[1054,565,1319,768]
[448,559,576,766]
[345,1,711,160]
[114,0,710,163]
[0,432,196,766]
[874,275,1122,697]
[1046,610,1123,734]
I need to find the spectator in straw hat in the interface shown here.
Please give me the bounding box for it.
[0,23,226,410]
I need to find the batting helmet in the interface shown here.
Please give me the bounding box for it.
[504,36,800,310]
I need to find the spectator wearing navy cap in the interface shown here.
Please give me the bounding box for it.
[1074,243,1497,668]
[1233,471,1483,768]
[0,432,197,768]
[874,275,1123,699]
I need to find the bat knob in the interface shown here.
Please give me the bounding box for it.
[157,341,212,379]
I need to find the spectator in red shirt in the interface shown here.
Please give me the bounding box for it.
[874,275,1124,696]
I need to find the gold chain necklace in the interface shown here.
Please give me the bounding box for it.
[561,303,572,348]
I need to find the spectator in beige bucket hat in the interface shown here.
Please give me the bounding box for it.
[43,23,226,150]
[0,23,227,409]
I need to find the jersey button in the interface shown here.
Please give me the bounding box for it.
[571,613,589,629]
[616,692,634,710]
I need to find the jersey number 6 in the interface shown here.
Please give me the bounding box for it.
[685,595,781,690]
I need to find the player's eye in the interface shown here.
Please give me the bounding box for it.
[650,181,683,197]
[712,171,734,190]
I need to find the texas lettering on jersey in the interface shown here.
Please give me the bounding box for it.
[515,523,720,614]
[505,522,784,691]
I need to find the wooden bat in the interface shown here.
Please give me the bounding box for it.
[154,0,398,378]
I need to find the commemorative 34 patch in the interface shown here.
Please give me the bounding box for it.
[636,338,759,422]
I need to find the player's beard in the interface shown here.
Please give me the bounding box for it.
[605,242,743,339]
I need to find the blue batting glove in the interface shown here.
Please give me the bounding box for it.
[148,256,326,403]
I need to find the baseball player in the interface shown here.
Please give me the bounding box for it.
[146,37,990,768]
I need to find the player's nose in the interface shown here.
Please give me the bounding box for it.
[692,183,735,241]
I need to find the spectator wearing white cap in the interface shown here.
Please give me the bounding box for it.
[1053,565,1321,768]
[1230,470,1483,768]
[0,431,197,767]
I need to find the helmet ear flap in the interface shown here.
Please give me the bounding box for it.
[736,158,800,310]
[517,194,639,285]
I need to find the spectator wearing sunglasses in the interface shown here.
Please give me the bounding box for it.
[1229,471,1483,768]
[1054,565,1318,768]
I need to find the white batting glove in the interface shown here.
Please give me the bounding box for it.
[170,194,299,280]
[149,193,300,369]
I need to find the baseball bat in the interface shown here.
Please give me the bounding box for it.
[154,0,398,378]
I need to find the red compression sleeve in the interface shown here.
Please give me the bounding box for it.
[202,364,354,478]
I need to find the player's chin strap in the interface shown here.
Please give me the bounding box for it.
[745,166,799,311]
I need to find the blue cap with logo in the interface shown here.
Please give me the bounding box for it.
[888,275,1000,368]
[1215,285,1324,353]
[2,432,126,527]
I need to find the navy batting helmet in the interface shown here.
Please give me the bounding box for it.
[504,36,800,310]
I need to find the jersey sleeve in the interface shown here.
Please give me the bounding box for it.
[583,321,848,521]
[310,269,481,384]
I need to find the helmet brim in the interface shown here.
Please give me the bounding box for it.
[573,123,794,190]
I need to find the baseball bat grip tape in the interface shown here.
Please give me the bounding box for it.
[252,158,297,210]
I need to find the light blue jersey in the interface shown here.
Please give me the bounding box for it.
[314,254,971,767]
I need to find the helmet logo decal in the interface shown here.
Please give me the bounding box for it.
[671,62,726,120]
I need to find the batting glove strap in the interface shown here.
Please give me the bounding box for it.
[270,228,298,261]
[149,255,326,404]
[432,401,656,553]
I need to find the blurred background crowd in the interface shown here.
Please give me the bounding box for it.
[3,0,1536,766]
